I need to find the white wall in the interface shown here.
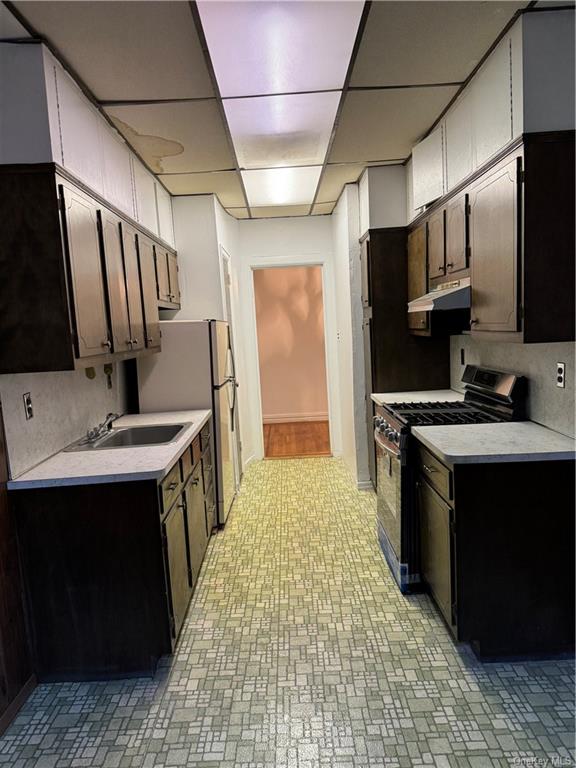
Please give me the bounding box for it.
[0,365,127,479]
[236,216,339,466]
[331,185,370,487]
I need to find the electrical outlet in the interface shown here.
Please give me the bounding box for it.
[23,392,34,420]
[556,362,566,388]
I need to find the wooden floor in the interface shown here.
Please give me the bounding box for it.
[263,421,331,459]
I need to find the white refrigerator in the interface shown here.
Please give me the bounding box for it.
[137,320,240,525]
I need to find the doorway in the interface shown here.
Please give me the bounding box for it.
[253,265,331,459]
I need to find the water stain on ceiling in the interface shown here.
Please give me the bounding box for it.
[110,117,184,173]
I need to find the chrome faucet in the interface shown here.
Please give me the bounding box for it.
[86,413,119,443]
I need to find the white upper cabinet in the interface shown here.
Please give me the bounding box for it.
[133,160,159,236]
[412,124,444,209]
[471,37,512,168]
[156,182,175,247]
[445,88,473,190]
[56,66,104,195]
[99,121,134,218]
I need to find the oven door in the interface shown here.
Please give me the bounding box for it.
[375,431,402,560]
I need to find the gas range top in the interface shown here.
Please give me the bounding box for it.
[385,400,503,427]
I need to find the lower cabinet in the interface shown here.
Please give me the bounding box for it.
[12,423,216,681]
[416,442,575,658]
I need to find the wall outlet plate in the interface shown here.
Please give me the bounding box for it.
[556,362,566,388]
[23,392,34,420]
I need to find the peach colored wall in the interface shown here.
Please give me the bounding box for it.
[254,266,329,422]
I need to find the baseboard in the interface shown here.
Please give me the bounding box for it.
[0,674,36,736]
[263,412,329,424]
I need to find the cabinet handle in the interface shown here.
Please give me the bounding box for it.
[126,338,133,347]
[168,481,178,491]
[446,262,454,268]
[422,464,437,474]
[470,318,478,326]
[101,340,112,349]
[438,266,444,271]
[192,477,200,486]
[132,338,139,345]
[147,336,154,343]
[177,502,185,510]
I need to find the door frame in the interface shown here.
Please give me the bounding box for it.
[246,256,342,461]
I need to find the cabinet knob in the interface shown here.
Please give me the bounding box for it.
[101,340,112,349]
[147,336,154,343]
[132,338,139,345]
[446,262,454,269]
[192,477,200,486]
[168,481,178,491]
[422,463,437,474]
[470,318,479,326]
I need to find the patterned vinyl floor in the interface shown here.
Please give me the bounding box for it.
[1,459,574,768]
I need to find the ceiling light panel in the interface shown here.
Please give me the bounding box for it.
[224,91,340,169]
[196,1,364,97]
[242,167,322,207]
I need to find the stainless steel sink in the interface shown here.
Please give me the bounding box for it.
[65,423,190,451]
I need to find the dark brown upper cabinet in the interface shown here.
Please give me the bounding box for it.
[99,208,132,354]
[407,225,428,333]
[120,222,145,352]
[155,245,181,309]
[0,163,177,374]
[427,209,445,282]
[360,237,371,309]
[138,235,161,350]
[445,193,469,275]
[469,154,519,334]
[60,181,111,359]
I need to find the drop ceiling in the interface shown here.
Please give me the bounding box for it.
[6,0,530,219]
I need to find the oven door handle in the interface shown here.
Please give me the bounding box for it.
[374,430,402,459]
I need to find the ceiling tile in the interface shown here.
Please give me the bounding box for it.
[250,206,311,219]
[226,208,250,220]
[105,102,233,174]
[13,1,214,100]
[352,1,526,87]
[329,87,459,163]
[0,4,30,37]
[224,91,340,169]
[316,164,365,203]
[159,171,245,208]
[197,0,364,97]
[312,202,336,216]
[242,166,322,207]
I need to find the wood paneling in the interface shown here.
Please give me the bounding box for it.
[407,225,428,332]
[263,421,331,458]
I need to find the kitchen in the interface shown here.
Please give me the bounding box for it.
[0,1,574,765]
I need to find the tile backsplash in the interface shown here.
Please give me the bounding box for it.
[451,336,575,437]
[0,364,128,479]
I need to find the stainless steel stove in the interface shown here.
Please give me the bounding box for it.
[374,366,527,593]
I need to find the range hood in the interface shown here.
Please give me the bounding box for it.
[408,277,470,313]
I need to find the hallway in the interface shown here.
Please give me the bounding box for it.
[1,459,574,768]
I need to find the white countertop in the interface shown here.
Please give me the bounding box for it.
[8,410,211,490]
[413,422,575,465]
[371,389,464,406]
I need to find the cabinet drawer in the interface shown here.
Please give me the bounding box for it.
[416,444,452,501]
[181,446,193,483]
[161,462,182,512]
[200,422,211,451]
[192,435,201,468]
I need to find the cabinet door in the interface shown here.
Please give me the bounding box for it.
[360,238,371,309]
[120,223,145,351]
[167,252,180,305]
[154,246,171,302]
[185,468,209,585]
[445,194,468,275]
[469,156,519,332]
[419,478,454,627]
[407,225,428,331]
[163,499,192,640]
[99,209,131,354]
[137,235,161,349]
[427,209,445,280]
[60,183,110,358]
